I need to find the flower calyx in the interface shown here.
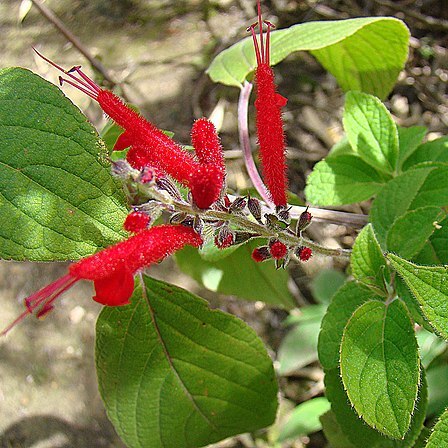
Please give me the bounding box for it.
[297,206,312,234]
[295,246,312,262]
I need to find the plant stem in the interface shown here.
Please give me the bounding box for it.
[165,198,351,259]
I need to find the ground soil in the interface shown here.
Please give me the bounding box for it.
[1,0,447,447]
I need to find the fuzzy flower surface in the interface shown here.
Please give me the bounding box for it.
[1,225,202,336]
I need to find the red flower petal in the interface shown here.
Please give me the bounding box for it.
[113,131,133,151]
[93,264,134,306]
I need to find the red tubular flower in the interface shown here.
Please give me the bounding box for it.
[191,118,226,173]
[248,1,288,207]
[33,49,224,209]
[189,164,224,209]
[1,225,202,336]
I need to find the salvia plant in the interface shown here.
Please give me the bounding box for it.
[1,1,448,447]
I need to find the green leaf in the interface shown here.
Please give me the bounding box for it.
[403,137,448,171]
[427,365,448,418]
[277,305,325,375]
[351,223,388,292]
[340,300,420,438]
[207,18,409,99]
[397,126,427,170]
[100,119,125,152]
[426,408,448,448]
[0,68,127,261]
[414,427,431,448]
[310,268,346,305]
[96,275,278,448]
[386,207,443,259]
[325,368,428,448]
[278,397,331,442]
[417,328,447,368]
[318,281,380,370]
[387,254,448,340]
[305,154,385,206]
[175,241,294,309]
[343,91,398,174]
[415,216,448,265]
[370,165,448,248]
[396,277,432,331]
[320,410,357,448]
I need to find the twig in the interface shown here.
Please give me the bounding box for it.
[30,0,117,86]
[372,0,448,31]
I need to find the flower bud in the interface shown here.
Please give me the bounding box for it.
[276,205,291,223]
[229,196,247,214]
[251,246,271,263]
[297,206,312,234]
[233,232,260,245]
[248,197,262,223]
[265,213,288,231]
[156,177,183,201]
[215,225,234,249]
[123,211,151,233]
[295,246,312,262]
[169,212,188,224]
[111,159,139,180]
[193,216,204,235]
[269,240,288,259]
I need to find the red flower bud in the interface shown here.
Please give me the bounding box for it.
[269,240,288,259]
[251,246,271,262]
[215,226,234,249]
[189,164,224,209]
[296,246,312,262]
[297,206,312,234]
[123,211,150,233]
[191,118,225,174]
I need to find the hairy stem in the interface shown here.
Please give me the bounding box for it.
[163,198,351,259]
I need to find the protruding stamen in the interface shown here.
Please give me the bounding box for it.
[264,20,275,65]
[257,0,264,64]
[59,76,98,100]
[33,47,100,99]
[68,66,101,94]
[247,23,262,66]
[1,274,78,337]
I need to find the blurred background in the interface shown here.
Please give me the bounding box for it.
[0,0,447,446]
